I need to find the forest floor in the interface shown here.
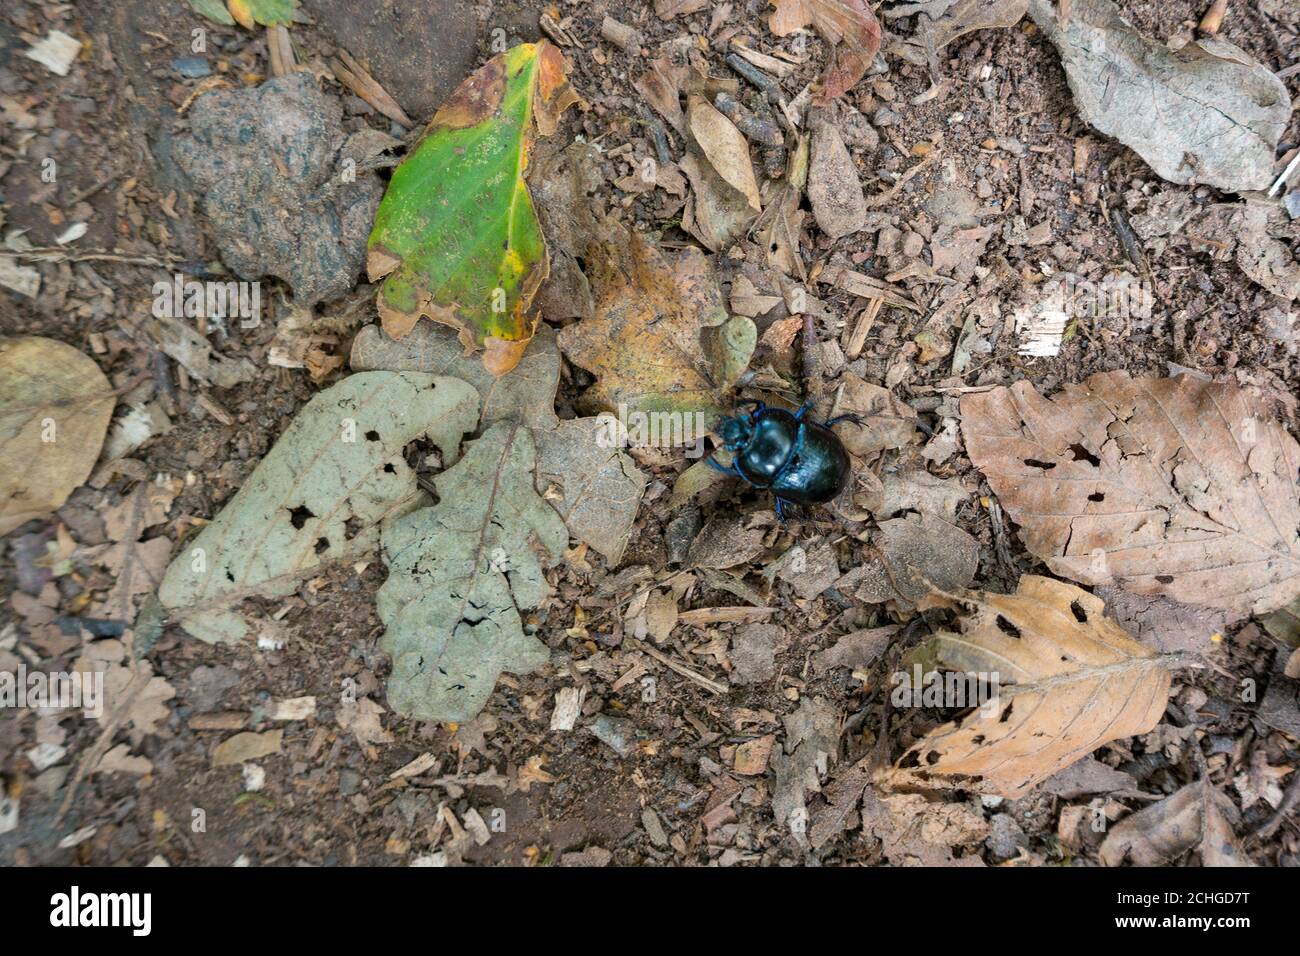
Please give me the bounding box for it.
[1,0,1298,867]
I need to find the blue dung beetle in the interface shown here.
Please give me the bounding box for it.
[707,401,860,521]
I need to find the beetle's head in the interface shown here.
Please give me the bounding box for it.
[718,414,754,451]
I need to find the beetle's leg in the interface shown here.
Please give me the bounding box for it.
[705,455,732,474]
[774,497,790,525]
[794,402,811,421]
[736,398,766,415]
[823,412,866,428]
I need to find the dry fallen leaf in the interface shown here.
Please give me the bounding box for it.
[350,322,562,433]
[92,482,177,626]
[378,422,567,722]
[841,513,980,607]
[158,372,478,644]
[535,416,647,564]
[338,697,394,748]
[518,754,556,791]
[557,220,756,419]
[829,374,918,457]
[882,576,1172,799]
[1,337,116,537]
[212,729,284,767]
[687,94,762,212]
[769,0,882,103]
[1028,0,1290,193]
[1099,779,1255,866]
[962,371,1300,616]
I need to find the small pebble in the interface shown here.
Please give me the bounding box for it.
[172,56,211,79]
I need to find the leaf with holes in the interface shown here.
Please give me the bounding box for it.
[377,421,568,722]
[157,372,478,643]
[881,576,1172,799]
[367,42,578,376]
[962,371,1300,616]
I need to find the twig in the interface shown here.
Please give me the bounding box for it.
[331,50,414,128]
[628,637,727,695]
[864,149,938,208]
[844,296,883,360]
[0,247,179,267]
[1268,151,1300,198]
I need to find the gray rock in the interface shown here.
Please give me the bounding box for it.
[174,73,382,305]
[172,56,211,78]
[338,769,362,796]
[641,807,669,847]
[730,624,779,685]
[985,813,1028,862]
[589,714,636,757]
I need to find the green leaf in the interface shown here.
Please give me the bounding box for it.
[367,42,578,376]
[377,421,568,722]
[157,372,479,643]
[227,0,295,28]
[188,0,236,26]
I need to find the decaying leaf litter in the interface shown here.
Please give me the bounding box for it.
[2,0,1300,867]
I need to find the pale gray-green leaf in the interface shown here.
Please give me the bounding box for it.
[534,415,647,564]
[350,322,561,431]
[378,421,567,722]
[158,372,479,643]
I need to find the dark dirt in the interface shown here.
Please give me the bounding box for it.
[1,0,1298,867]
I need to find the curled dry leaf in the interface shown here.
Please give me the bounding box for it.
[367,42,579,375]
[909,0,1029,53]
[687,95,762,212]
[829,374,918,457]
[882,576,1172,799]
[1099,779,1254,866]
[1028,0,1290,193]
[378,422,568,722]
[557,220,756,420]
[961,371,1300,616]
[1,337,116,537]
[757,134,809,277]
[681,152,758,252]
[158,373,479,643]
